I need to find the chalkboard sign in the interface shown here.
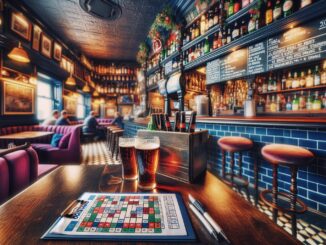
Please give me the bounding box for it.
[267,18,326,70]
[206,59,220,85]
[220,49,248,81]
[248,42,267,74]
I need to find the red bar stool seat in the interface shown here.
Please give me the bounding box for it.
[218,136,254,201]
[260,144,314,238]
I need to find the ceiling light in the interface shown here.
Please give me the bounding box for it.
[8,42,30,63]
[65,73,76,86]
[93,90,99,96]
[82,83,91,92]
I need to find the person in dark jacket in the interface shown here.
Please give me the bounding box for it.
[110,112,124,129]
[83,111,105,139]
[55,110,71,126]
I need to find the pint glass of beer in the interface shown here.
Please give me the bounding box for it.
[119,137,138,180]
[135,136,160,190]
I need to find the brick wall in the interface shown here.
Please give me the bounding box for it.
[124,121,326,212]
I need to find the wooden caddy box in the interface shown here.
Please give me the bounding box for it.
[137,129,209,183]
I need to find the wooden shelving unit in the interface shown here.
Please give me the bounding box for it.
[258,85,326,95]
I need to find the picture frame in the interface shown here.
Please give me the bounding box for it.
[2,80,35,115]
[63,96,77,116]
[40,33,52,58]
[53,42,62,61]
[32,25,42,51]
[10,12,32,41]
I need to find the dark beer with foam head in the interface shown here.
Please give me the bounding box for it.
[119,137,138,180]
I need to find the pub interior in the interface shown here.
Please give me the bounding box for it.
[0,0,325,244]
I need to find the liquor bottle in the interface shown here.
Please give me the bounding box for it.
[276,95,282,112]
[234,0,241,14]
[301,0,312,9]
[267,74,273,91]
[281,73,286,90]
[242,0,250,8]
[292,94,299,111]
[200,15,206,35]
[213,33,219,50]
[323,92,326,108]
[222,26,227,45]
[262,79,268,93]
[256,97,265,113]
[164,114,172,131]
[270,95,277,112]
[299,71,306,87]
[312,92,322,110]
[208,10,214,29]
[160,114,167,131]
[321,61,326,84]
[306,69,314,87]
[232,21,240,40]
[240,19,248,36]
[283,0,293,17]
[188,111,197,133]
[213,5,219,26]
[204,37,210,54]
[265,0,273,25]
[306,91,313,110]
[173,111,180,132]
[266,95,271,111]
[226,27,232,44]
[299,91,306,110]
[273,76,277,91]
[286,96,292,111]
[248,10,256,33]
[292,72,299,88]
[273,0,282,20]
[180,111,186,132]
[314,65,321,86]
[228,0,235,17]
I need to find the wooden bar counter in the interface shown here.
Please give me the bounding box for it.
[0,165,299,244]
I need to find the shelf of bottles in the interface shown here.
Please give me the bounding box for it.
[160,29,181,64]
[185,71,207,94]
[146,53,161,75]
[147,69,164,89]
[182,0,318,69]
[255,61,326,114]
[210,79,249,115]
[91,63,137,82]
[95,82,137,96]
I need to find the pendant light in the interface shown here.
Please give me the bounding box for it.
[93,90,99,97]
[65,73,76,86]
[8,42,30,63]
[82,83,91,92]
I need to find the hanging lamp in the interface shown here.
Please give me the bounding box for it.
[65,73,76,86]
[8,42,30,63]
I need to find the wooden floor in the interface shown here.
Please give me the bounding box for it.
[81,141,326,244]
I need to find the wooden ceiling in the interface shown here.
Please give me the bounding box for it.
[21,0,170,61]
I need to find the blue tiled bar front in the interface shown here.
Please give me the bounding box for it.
[124,119,326,212]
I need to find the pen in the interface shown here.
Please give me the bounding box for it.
[189,203,219,241]
[189,194,231,244]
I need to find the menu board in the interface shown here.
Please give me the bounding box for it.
[267,18,326,70]
[206,17,326,85]
[248,42,267,74]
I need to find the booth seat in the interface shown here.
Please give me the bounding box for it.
[0,146,58,204]
[31,125,81,164]
[74,118,113,126]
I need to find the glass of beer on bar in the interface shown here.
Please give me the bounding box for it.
[135,136,160,190]
[119,137,138,180]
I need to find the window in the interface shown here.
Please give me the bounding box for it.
[37,81,53,120]
[77,94,85,119]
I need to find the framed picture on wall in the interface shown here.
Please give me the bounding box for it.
[40,33,52,58]
[53,42,62,61]
[32,25,42,51]
[63,96,77,116]
[10,12,32,41]
[2,80,35,115]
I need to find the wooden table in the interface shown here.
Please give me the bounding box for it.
[0,131,53,140]
[0,165,299,244]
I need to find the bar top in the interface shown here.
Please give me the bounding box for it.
[128,116,326,128]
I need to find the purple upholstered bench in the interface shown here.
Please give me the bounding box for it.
[0,145,58,204]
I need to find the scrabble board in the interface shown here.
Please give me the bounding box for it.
[42,192,195,242]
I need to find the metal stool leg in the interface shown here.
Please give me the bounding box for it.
[254,152,259,207]
[222,150,226,178]
[290,166,298,237]
[230,152,235,186]
[272,164,278,223]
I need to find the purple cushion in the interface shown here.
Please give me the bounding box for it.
[32,144,59,151]
[3,150,31,194]
[58,133,71,149]
[38,164,58,178]
[0,158,9,203]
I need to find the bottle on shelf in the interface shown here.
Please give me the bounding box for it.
[228,0,235,17]
[306,91,313,110]
[306,69,314,87]
[312,91,322,110]
[248,9,257,33]
[242,0,250,8]
[283,0,294,17]
[270,95,277,112]
[204,37,210,54]
[292,72,299,89]
[321,60,326,84]
[299,91,306,110]
[299,71,306,87]
[232,21,240,40]
[314,65,321,86]
[286,96,292,111]
[273,0,282,21]
[226,27,232,44]
[213,5,219,26]
[265,0,273,25]
[200,14,206,35]
[234,0,241,14]
[301,0,313,9]
[292,94,299,111]
[257,97,265,113]
[281,73,286,90]
[240,19,248,37]
[213,32,219,50]
[323,92,326,108]
[267,73,273,91]
[276,95,282,112]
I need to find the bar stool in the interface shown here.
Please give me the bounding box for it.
[218,136,254,201]
[260,144,314,238]
[111,129,124,160]
[108,127,121,154]
[106,126,120,149]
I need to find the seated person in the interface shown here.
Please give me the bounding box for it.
[55,110,71,126]
[111,112,124,129]
[42,110,59,126]
[83,111,105,139]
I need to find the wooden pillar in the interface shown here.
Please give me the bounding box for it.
[164,95,171,116]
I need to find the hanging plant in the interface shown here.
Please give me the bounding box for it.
[136,42,149,65]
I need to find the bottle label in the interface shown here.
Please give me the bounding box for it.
[273,7,282,19]
[301,0,312,8]
[283,0,293,12]
[248,20,255,32]
[232,29,239,39]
